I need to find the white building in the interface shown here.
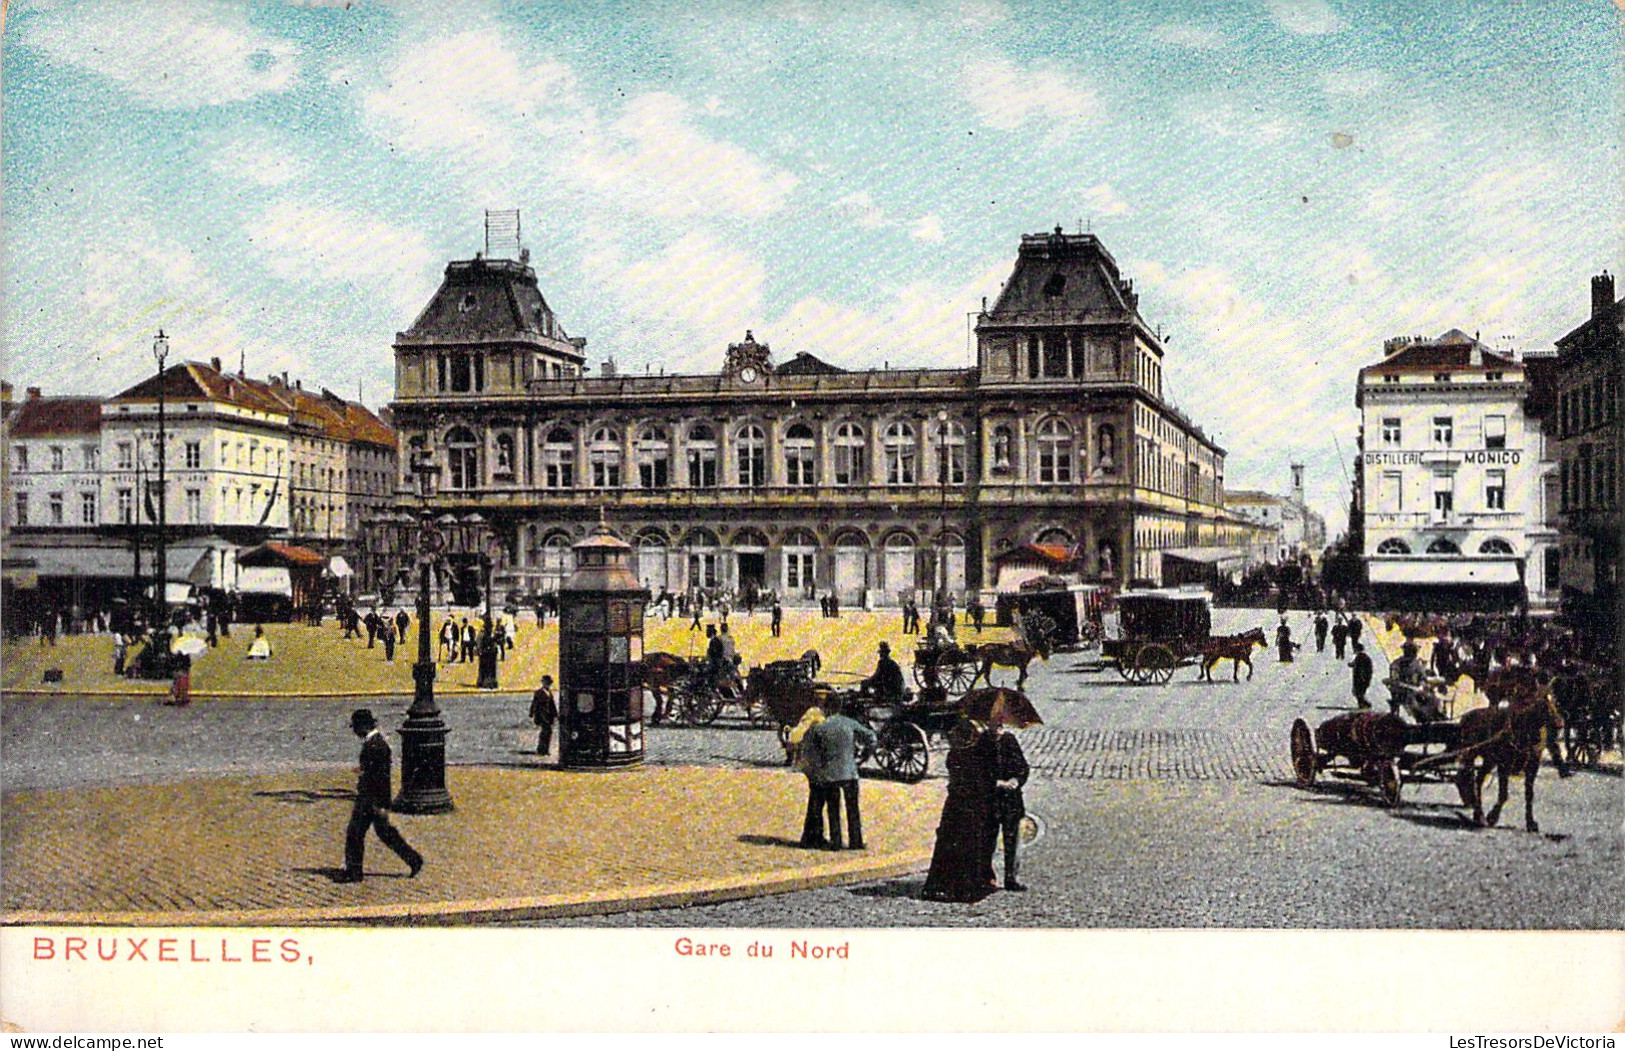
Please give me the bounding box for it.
[1356,329,1556,609]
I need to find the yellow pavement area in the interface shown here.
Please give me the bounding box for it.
[1,765,946,925]
[0,609,1019,698]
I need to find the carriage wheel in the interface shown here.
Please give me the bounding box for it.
[1378,759,1403,809]
[878,721,930,783]
[1572,732,1601,770]
[1139,644,1177,686]
[944,655,979,693]
[1290,718,1317,787]
[744,697,773,729]
[677,684,716,726]
[1115,659,1135,682]
[911,661,932,689]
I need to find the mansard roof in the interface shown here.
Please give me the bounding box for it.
[399,256,570,347]
[1362,330,1518,373]
[983,227,1141,324]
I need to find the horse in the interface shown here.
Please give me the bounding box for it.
[1448,677,1566,832]
[1197,628,1267,682]
[639,651,693,724]
[965,637,1050,690]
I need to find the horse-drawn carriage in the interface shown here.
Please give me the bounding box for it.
[1290,667,1568,830]
[911,639,981,692]
[1098,588,1215,684]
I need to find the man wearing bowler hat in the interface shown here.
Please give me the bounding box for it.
[338,708,423,883]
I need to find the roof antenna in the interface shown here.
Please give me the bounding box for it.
[239,350,246,377]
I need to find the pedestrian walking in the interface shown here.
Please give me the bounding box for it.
[111,631,128,677]
[990,719,1030,891]
[968,596,985,633]
[380,618,397,662]
[1276,618,1296,663]
[364,610,379,648]
[1331,616,1348,660]
[439,619,456,662]
[690,603,703,631]
[770,599,783,638]
[461,618,476,663]
[1349,641,1373,709]
[529,675,557,757]
[394,609,411,644]
[800,692,877,851]
[1346,614,1363,646]
[337,709,422,883]
[1314,612,1329,653]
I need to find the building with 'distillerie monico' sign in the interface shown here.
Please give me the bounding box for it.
[384,224,1241,605]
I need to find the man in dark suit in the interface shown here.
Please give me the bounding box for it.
[529,675,557,757]
[990,721,1030,891]
[339,709,423,883]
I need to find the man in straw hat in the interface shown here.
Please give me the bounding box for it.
[338,708,423,883]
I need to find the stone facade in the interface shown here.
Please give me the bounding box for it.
[386,229,1232,604]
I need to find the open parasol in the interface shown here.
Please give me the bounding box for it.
[958,687,1043,729]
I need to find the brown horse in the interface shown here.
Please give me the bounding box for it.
[965,637,1050,689]
[639,651,693,724]
[1449,678,1566,832]
[1198,628,1268,682]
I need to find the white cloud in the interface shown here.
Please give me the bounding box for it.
[1177,95,1293,145]
[954,0,1012,25]
[960,55,1101,136]
[583,232,768,363]
[835,192,888,230]
[1151,24,1228,50]
[1081,183,1132,217]
[572,93,800,220]
[1266,0,1343,35]
[1320,68,1390,97]
[246,200,436,318]
[22,1,299,109]
[911,214,946,243]
[207,138,308,188]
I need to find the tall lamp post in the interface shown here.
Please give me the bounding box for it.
[468,514,501,690]
[394,448,454,814]
[936,409,949,602]
[151,331,170,633]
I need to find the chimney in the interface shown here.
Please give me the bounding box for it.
[210,357,222,373]
[1593,271,1615,319]
[26,386,42,401]
[295,379,302,390]
[600,358,617,378]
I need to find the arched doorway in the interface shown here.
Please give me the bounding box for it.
[833,530,869,605]
[732,527,769,592]
[883,531,917,603]
[634,529,669,593]
[782,528,818,599]
[684,528,721,591]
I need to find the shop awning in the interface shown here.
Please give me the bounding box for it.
[1368,559,1521,586]
[326,555,354,578]
[238,542,325,568]
[237,566,293,596]
[1161,546,1249,566]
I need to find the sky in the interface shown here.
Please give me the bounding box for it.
[2,0,1620,533]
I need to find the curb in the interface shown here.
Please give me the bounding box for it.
[1,850,932,928]
[2,688,518,701]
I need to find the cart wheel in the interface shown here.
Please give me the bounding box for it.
[1378,758,1402,808]
[944,655,979,693]
[1290,718,1317,787]
[912,662,931,689]
[1114,660,1135,682]
[1139,644,1177,686]
[677,685,712,726]
[878,721,929,783]
[1572,731,1602,769]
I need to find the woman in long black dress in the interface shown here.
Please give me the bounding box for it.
[921,717,998,902]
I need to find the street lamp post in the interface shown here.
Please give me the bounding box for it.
[151,331,170,634]
[936,409,949,602]
[465,513,500,690]
[394,449,454,814]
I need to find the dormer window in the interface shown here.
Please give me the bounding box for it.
[459,292,477,313]
[1433,373,1452,383]
[1382,374,1399,384]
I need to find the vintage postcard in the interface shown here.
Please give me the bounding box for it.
[1,0,1620,1034]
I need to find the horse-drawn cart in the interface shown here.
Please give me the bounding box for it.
[912,640,980,692]
[1289,710,1466,808]
[1099,588,1214,685]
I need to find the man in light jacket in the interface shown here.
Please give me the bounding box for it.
[801,693,878,851]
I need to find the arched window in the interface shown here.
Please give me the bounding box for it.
[687,424,717,488]
[1426,537,1461,555]
[636,425,669,489]
[934,419,966,486]
[635,530,669,591]
[1376,538,1412,555]
[541,532,574,590]
[1096,424,1117,472]
[542,427,574,489]
[446,426,479,490]
[736,424,766,488]
[1479,538,1515,555]
[1036,527,1074,546]
[1037,418,1073,484]
[684,527,721,588]
[784,423,816,487]
[782,528,818,595]
[883,422,916,485]
[833,422,866,486]
[588,426,621,488]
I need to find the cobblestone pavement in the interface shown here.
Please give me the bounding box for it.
[4,608,1619,927]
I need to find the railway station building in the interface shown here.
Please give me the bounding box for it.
[381,226,1239,605]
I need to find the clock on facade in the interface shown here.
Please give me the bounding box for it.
[738,365,758,384]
